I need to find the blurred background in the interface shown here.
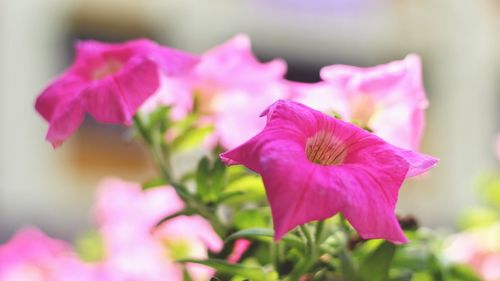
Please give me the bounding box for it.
[1,0,499,242]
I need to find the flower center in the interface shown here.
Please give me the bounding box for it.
[163,239,192,260]
[305,130,347,166]
[92,59,124,80]
[350,94,376,127]
[193,88,221,115]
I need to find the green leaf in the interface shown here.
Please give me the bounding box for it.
[358,241,396,281]
[169,113,197,133]
[178,259,269,281]
[171,126,213,151]
[226,228,304,251]
[226,228,274,241]
[226,166,250,183]
[211,157,227,195]
[147,106,171,133]
[448,264,481,281]
[388,272,412,281]
[224,175,266,204]
[196,157,211,202]
[217,191,246,203]
[233,209,268,230]
[339,250,358,281]
[142,178,167,190]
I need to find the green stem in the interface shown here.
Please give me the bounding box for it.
[133,114,226,236]
[315,220,325,244]
[271,241,280,276]
[300,225,314,249]
[286,225,318,281]
[132,115,151,143]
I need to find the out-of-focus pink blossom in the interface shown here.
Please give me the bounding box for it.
[154,215,223,281]
[95,178,222,281]
[295,54,427,150]
[95,178,184,281]
[35,39,198,147]
[0,227,97,281]
[143,34,289,149]
[444,224,500,281]
[227,239,251,264]
[221,100,437,243]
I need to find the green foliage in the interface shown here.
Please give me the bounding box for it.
[142,178,167,190]
[131,106,489,281]
[223,173,266,204]
[447,265,482,281]
[179,259,276,281]
[172,125,213,151]
[195,156,227,203]
[226,228,304,251]
[233,209,268,230]
[147,106,171,134]
[339,250,357,281]
[358,241,396,281]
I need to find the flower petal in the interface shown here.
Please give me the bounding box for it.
[155,215,223,253]
[392,148,438,177]
[44,95,85,148]
[258,143,345,239]
[84,59,159,125]
[318,54,428,150]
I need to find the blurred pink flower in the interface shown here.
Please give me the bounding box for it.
[95,178,222,281]
[444,224,500,281]
[220,100,437,243]
[143,34,288,149]
[35,39,198,147]
[95,178,184,281]
[227,239,251,264]
[296,54,427,150]
[0,227,97,281]
[154,215,223,281]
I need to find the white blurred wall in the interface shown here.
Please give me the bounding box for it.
[1,0,499,241]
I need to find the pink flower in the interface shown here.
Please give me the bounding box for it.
[35,39,198,147]
[0,227,97,281]
[227,239,251,264]
[95,178,184,281]
[444,225,500,281]
[143,34,288,149]
[95,178,222,281]
[220,100,437,243]
[296,54,427,150]
[154,215,223,281]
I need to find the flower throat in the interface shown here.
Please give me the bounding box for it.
[305,130,347,165]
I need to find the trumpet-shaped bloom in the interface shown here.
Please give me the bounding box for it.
[220,100,437,243]
[296,54,427,150]
[95,178,222,281]
[0,227,96,281]
[35,39,198,147]
[143,34,288,149]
